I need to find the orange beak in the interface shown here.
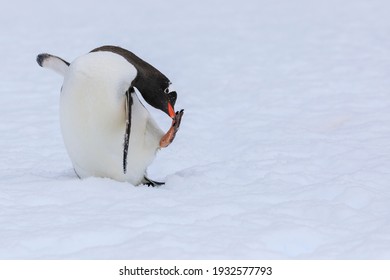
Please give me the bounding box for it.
[168,102,175,118]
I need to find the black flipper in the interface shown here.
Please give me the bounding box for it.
[74,168,81,179]
[123,87,134,174]
[143,176,165,187]
[36,53,70,67]
[36,53,70,76]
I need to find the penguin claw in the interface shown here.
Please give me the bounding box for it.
[143,176,165,187]
[173,110,184,131]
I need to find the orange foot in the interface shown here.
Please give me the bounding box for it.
[160,109,184,148]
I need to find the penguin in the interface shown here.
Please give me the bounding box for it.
[36,45,184,186]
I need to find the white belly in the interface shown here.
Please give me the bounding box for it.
[59,52,163,185]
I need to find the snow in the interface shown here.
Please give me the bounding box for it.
[1,0,390,259]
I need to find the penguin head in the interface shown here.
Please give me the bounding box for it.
[133,75,177,119]
[90,45,178,118]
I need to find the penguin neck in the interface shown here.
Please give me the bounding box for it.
[91,46,171,114]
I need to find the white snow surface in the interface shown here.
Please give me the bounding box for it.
[1,0,390,259]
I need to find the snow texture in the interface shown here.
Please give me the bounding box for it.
[1,0,390,259]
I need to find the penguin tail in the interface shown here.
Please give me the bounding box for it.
[36,53,70,77]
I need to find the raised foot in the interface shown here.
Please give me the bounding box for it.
[160,109,184,148]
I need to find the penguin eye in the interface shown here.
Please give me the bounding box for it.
[164,88,170,94]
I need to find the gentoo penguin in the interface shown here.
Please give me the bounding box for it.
[36,45,184,186]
